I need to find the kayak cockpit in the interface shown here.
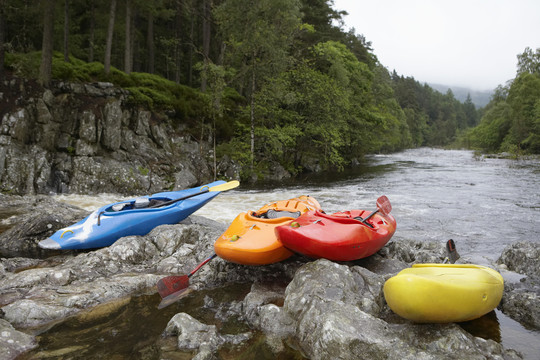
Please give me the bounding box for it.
[104,197,172,212]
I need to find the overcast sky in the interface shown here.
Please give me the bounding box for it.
[332,0,540,91]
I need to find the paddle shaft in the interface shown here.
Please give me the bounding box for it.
[359,209,378,225]
[355,195,392,227]
[149,188,210,208]
[189,254,217,278]
[149,180,239,209]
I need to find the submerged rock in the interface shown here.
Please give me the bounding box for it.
[163,312,251,356]
[0,319,37,360]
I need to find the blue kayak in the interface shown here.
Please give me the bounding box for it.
[38,180,226,250]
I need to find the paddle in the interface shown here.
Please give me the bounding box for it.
[443,239,460,264]
[356,195,392,227]
[149,180,239,208]
[156,253,217,309]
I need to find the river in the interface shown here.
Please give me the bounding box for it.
[36,147,540,358]
[58,147,540,262]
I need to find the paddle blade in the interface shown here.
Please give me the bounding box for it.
[376,195,392,215]
[209,180,240,192]
[156,275,189,299]
[445,239,460,264]
[158,288,194,309]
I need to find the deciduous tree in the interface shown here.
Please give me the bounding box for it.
[215,0,302,167]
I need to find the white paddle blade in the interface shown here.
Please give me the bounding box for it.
[376,195,392,215]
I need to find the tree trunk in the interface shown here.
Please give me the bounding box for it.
[104,0,117,75]
[174,0,182,84]
[188,4,194,86]
[39,0,55,87]
[88,2,95,62]
[63,0,69,62]
[124,0,132,74]
[250,67,256,168]
[146,12,154,73]
[0,0,5,81]
[201,0,211,92]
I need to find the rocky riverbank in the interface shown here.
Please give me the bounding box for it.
[0,76,239,196]
[0,196,538,359]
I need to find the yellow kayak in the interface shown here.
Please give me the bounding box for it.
[383,264,504,323]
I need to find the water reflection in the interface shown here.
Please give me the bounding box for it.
[19,283,305,360]
[459,310,501,343]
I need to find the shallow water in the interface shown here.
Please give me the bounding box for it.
[21,148,540,358]
[19,284,305,360]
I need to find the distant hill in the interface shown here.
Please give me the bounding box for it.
[429,83,493,108]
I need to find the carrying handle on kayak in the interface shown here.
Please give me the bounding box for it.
[149,181,239,208]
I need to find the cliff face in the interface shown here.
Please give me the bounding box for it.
[0,76,219,195]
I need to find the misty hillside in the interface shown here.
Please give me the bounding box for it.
[429,83,492,108]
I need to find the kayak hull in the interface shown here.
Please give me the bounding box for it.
[383,264,504,323]
[214,196,321,265]
[39,181,226,250]
[275,209,396,261]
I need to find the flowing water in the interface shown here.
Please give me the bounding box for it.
[9,148,540,358]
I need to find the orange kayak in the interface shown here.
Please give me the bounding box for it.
[214,196,322,265]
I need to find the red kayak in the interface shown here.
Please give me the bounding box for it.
[275,196,396,261]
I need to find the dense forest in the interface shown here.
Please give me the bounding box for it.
[0,0,537,180]
[457,47,540,155]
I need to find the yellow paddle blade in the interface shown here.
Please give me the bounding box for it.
[208,180,240,192]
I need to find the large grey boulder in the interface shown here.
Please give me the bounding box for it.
[0,196,88,255]
[497,241,540,330]
[0,77,221,195]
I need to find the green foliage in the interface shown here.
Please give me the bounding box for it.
[517,47,540,75]
[5,51,42,78]
[138,166,150,176]
[2,0,505,180]
[460,53,540,155]
[464,102,512,151]
[5,51,210,129]
[391,73,478,147]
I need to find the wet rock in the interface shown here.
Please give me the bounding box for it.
[163,313,251,358]
[0,257,42,273]
[501,291,540,330]
[0,319,37,360]
[277,259,520,360]
[497,241,540,278]
[497,241,540,330]
[242,282,294,336]
[0,210,225,329]
[0,196,88,256]
[385,239,447,264]
[0,199,532,359]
